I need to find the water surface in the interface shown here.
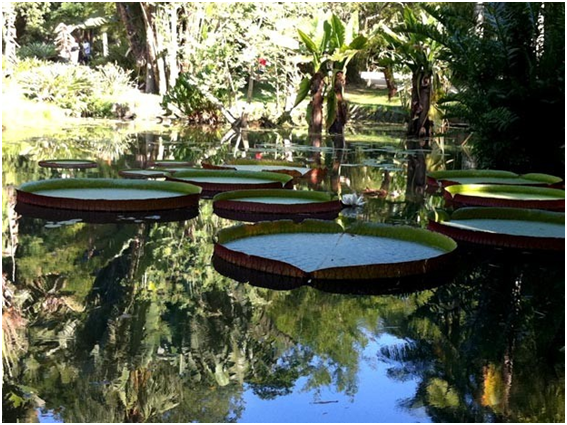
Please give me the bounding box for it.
[2,124,564,423]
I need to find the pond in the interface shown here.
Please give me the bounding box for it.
[2,122,564,423]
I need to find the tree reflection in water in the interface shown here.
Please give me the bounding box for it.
[2,128,563,423]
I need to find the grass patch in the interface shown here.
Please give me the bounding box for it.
[345,87,401,107]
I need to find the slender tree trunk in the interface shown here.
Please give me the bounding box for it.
[309,72,325,136]
[168,4,179,87]
[115,3,146,67]
[101,32,109,57]
[140,2,166,94]
[329,71,348,135]
[408,70,432,139]
[2,3,17,71]
[383,65,398,101]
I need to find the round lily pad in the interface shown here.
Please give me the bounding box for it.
[214,220,457,281]
[427,169,563,188]
[17,178,201,211]
[166,168,293,197]
[428,207,564,251]
[444,184,565,211]
[203,159,316,178]
[119,169,171,179]
[213,189,343,222]
[38,159,97,169]
[147,160,193,167]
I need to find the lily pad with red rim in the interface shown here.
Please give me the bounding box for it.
[203,159,318,178]
[214,220,457,282]
[17,178,201,211]
[166,168,294,197]
[38,159,97,169]
[147,160,193,167]
[427,169,563,188]
[428,207,564,251]
[213,189,343,221]
[119,169,172,179]
[444,184,565,211]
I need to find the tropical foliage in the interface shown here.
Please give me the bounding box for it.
[292,13,367,135]
[408,3,565,173]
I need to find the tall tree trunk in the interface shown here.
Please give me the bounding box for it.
[140,2,166,94]
[408,70,432,139]
[383,65,398,101]
[2,3,17,76]
[309,72,325,136]
[115,3,146,67]
[101,32,109,57]
[168,4,179,88]
[329,71,348,135]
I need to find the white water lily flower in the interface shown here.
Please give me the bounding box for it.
[341,193,365,206]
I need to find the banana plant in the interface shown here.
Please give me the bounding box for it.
[292,13,367,135]
[380,6,446,139]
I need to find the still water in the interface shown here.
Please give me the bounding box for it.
[2,123,564,423]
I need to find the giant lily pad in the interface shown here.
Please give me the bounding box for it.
[17,178,201,211]
[147,160,193,167]
[39,159,97,169]
[428,169,562,188]
[444,184,565,211]
[214,220,457,282]
[428,207,564,251]
[166,168,293,196]
[213,189,343,222]
[119,169,172,179]
[203,159,317,178]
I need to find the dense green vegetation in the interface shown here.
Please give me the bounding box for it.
[3,2,564,172]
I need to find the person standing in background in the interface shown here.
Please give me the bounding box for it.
[81,39,91,64]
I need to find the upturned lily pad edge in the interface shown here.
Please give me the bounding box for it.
[428,169,562,185]
[17,178,202,211]
[38,159,98,169]
[427,207,565,250]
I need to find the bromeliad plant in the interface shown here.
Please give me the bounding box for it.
[292,13,367,135]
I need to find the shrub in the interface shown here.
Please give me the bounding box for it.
[16,63,93,115]
[15,62,135,118]
[161,73,223,124]
[17,42,58,60]
[94,62,134,96]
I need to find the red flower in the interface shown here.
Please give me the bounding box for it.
[258,58,267,66]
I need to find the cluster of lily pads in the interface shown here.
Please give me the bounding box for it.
[425,169,564,251]
[16,159,565,291]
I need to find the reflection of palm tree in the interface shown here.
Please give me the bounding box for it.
[378,253,565,422]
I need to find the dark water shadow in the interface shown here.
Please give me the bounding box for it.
[15,202,199,224]
[213,208,340,223]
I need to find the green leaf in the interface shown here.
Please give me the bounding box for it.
[330,14,346,48]
[348,35,367,50]
[320,21,332,52]
[345,13,359,46]
[293,77,311,109]
[297,29,319,54]
[326,89,337,130]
